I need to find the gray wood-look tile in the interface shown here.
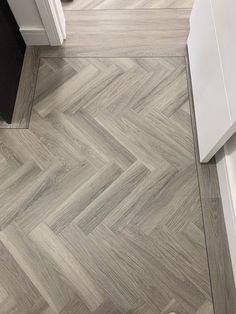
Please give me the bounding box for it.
[62,0,194,10]
[0,1,234,313]
[0,56,215,313]
[40,10,191,58]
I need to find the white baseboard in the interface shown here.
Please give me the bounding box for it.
[216,147,236,285]
[20,27,50,45]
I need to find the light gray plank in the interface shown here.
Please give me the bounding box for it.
[62,0,194,10]
[40,10,190,58]
[29,223,104,312]
[46,162,122,233]
[74,161,150,234]
[0,223,76,313]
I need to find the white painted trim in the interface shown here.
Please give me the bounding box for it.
[51,0,66,39]
[216,148,236,286]
[199,121,236,163]
[35,0,66,46]
[20,27,49,45]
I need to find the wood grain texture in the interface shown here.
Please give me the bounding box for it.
[1,1,231,313]
[0,56,214,313]
[62,0,194,10]
[40,9,191,57]
[0,47,39,129]
[186,53,236,314]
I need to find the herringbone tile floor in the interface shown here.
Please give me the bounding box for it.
[0,1,214,313]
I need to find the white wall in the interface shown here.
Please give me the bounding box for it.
[7,0,49,45]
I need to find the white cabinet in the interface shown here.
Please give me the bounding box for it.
[188,0,236,162]
[189,0,236,285]
[211,0,236,122]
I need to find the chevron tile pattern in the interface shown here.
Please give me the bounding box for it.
[0,0,215,312]
[0,56,213,313]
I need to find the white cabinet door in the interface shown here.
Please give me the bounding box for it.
[211,0,236,122]
[188,0,236,162]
